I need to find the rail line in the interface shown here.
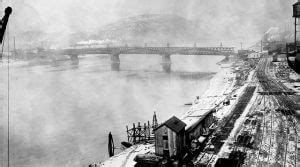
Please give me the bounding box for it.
[229,57,298,167]
[256,58,298,166]
[235,94,275,166]
[195,57,298,166]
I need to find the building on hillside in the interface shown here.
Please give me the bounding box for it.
[237,50,254,56]
[248,52,261,59]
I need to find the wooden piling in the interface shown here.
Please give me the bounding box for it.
[126,120,154,144]
[133,123,136,143]
[144,123,147,140]
[126,125,129,142]
[138,122,141,142]
[148,121,151,140]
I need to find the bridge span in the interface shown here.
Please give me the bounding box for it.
[39,46,234,72]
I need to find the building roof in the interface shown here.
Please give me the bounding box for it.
[294,2,300,6]
[155,116,186,133]
[185,111,213,132]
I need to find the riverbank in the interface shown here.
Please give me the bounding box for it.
[0,55,225,167]
[96,57,254,166]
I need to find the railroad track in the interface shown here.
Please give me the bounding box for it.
[256,58,298,166]
[219,91,276,166]
[232,58,274,166]
[194,86,256,166]
[195,60,260,166]
[236,93,275,166]
[231,57,299,167]
[272,94,298,167]
[196,57,298,166]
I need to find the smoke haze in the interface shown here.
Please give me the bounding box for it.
[0,1,295,166]
[1,0,297,48]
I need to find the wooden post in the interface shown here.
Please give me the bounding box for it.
[295,17,297,55]
[144,123,147,140]
[13,36,16,52]
[133,123,136,143]
[148,121,151,140]
[126,125,129,142]
[138,122,141,142]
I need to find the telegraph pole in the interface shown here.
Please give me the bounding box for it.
[295,16,297,54]
[13,36,15,52]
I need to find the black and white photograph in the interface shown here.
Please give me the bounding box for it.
[0,0,299,166]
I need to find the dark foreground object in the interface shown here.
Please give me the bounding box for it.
[0,6,12,44]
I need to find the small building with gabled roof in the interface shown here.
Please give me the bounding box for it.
[154,116,186,158]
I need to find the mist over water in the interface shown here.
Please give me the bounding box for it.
[0,54,223,166]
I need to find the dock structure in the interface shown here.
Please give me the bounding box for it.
[126,121,153,144]
[126,112,159,144]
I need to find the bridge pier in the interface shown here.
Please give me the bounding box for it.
[70,54,79,61]
[224,54,230,61]
[161,54,171,73]
[110,53,120,71]
[69,54,79,65]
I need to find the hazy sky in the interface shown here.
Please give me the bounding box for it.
[2,0,297,47]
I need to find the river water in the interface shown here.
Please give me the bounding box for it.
[0,54,224,166]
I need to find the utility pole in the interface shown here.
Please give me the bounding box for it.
[261,40,263,53]
[295,16,297,54]
[240,42,243,50]
[13,36,15,51]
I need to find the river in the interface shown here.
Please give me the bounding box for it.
[0,54,224,166]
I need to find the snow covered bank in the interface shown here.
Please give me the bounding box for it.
[97,60,250,167]
[97,144,154,167]
[181,65,236,129]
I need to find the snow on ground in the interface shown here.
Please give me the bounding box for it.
[181,67,236,129]
[216,86,258,160]
[289,73,300,81]
[215,58,299,166]
[211,70,257,161]
[214,70,255,119]
[97,62,241,167]
[272,61,300,93]
[97,144,154,167]
[284,81,300,94]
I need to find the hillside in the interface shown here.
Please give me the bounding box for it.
[88,14,202,46]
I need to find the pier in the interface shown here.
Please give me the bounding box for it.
[126,121,153,144]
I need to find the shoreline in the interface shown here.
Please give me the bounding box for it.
[97,58,251,167]
[0,56,225,167]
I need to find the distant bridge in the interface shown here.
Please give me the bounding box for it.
[39,46,234,72]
